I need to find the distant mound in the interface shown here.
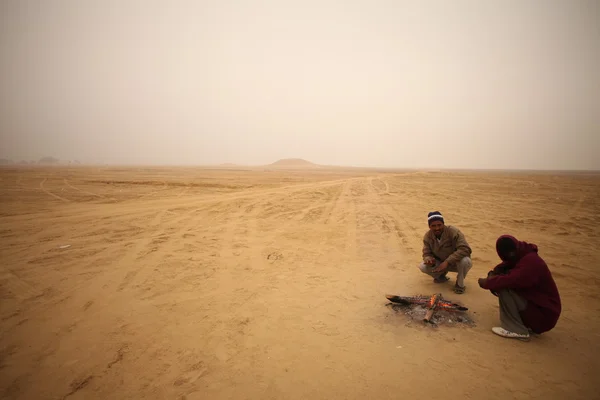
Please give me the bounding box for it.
[38,156,60,165]
[270,158,317,167]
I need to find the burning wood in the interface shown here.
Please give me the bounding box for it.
[423,293,441,323]
[385,293,469,325]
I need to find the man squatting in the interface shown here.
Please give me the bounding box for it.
[478,235,561,340]
[418,211,472,294]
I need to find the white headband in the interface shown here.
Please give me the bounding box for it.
[428,214,443,221]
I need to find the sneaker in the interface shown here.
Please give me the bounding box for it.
[453,284,465,294]
[492,327,530,341]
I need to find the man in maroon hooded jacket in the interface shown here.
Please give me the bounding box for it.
[478,235,561,340]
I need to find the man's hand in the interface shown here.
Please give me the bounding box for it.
[432,260,448,273]
[478,278,487,288]
[424,257,435,266]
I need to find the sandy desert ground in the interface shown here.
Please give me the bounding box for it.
[1,165,599,399]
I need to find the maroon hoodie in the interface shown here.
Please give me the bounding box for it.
[481,235,561,334]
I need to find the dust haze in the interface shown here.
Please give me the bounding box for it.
[1,0,599,169]
[2,3,600,398]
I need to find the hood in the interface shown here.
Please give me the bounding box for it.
[496,234,538,262]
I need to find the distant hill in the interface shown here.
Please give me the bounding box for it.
[270,158,318,167]
[38,156,60,165]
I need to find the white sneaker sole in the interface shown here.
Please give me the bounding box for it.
[492,327,531,341]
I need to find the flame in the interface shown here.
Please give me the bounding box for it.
[427,294,459,310]
[427,293,437,308]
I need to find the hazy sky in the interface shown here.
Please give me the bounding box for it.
[1,0,599,169]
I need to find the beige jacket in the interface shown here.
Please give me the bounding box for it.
[422,225,472,266]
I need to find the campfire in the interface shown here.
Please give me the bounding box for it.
[385,293,470,325]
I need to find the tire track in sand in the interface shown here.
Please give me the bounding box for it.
[365,177,415,256]
[194,180,356,365]
[39,178,70,203]
[63,179,106,199]
[52,177,357,222]
[111,200,233,305]
[292,182,345,224]
[4,208,170,327]
[164,197,272,365]
[113,200,231,294]
[323,179,358,259]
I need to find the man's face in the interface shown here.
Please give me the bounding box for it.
[429,220,444,236]
[498,238,518,262]
[504,250,518,262]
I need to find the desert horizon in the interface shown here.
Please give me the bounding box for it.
[2,157,600,174]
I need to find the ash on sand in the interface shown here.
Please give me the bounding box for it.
[386,303,476,327]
